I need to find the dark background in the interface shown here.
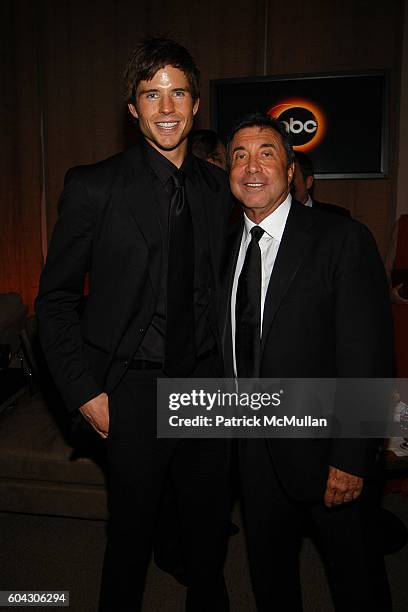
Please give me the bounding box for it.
[0,0,405,311]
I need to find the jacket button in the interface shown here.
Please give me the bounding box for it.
[139,327,144,333]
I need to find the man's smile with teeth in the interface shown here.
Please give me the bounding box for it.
[156,121,178,128]
[245,183,264,187]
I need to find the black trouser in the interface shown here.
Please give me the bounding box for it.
[99,361,231,612]
[239,439,392,612]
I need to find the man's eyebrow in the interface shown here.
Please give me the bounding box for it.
[232,142,277,154]
[137,87,160,95]
[138,86,189,95]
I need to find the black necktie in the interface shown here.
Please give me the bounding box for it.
[235,226,265,378]
[164,170,196,376]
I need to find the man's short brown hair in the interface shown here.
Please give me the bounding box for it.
[124,37,200,104]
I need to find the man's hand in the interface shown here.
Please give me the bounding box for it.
[79,392,109,438]
[324,466,363,508]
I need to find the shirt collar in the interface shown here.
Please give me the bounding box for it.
[143,139,195,186]
[243,193,292,242]
[180,151,195,182]
[304,193,313,208]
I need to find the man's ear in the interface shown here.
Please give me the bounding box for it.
[128,103,138,120]
[287,162,295,185]
[306,175,314,190]
[192,97,200,116]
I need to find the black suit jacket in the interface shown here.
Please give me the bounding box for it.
[222,200,393,502]
[36,144,231,413]
[312,198,351,217]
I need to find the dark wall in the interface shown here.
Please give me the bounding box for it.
[0,0,404,309]
[1,1,43,311]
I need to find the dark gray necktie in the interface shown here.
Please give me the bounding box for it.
[163,170,196,376]
[235,226,265,378]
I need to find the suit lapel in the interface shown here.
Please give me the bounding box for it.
[222,205,244,375]
[122,145,162,294]
[261,201,315,354]
[192,159,223,283]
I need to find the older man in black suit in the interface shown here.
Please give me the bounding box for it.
[223,113,393,611]
[36,37,231,612]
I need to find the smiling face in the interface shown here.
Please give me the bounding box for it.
[229,126,294,223]
[128,65,199,165]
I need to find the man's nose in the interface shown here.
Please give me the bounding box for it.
[246,155,261,174]
[159,93,175,114]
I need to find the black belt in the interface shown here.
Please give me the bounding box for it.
[122,348,217,371]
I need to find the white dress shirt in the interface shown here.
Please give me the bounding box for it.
[304,193,313,207]
[231,194,292,376]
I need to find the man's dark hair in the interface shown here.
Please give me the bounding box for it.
[227,113,294,168]
[190,129,223,161]
[124,37,200,104]
[295,151,314,180]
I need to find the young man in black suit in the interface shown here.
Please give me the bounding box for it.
[224,113,393,611]
[36,37,231,612]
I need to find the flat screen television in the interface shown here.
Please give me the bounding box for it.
[210,71,389,178]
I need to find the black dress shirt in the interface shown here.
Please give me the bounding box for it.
[134,141,215,362]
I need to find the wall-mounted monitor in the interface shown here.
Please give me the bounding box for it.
[210,71,389,178]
